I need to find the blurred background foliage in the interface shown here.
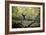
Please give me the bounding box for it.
[12,6,40,20]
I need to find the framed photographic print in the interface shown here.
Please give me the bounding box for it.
[5,1,45,34]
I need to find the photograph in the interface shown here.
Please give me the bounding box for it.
[12,6,40,28]
[5,1,45,34]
